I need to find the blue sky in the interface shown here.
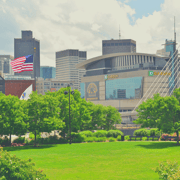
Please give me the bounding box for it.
[0,0,179,67]
[120,0,165,25]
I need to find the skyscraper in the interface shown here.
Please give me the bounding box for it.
[0,55,14,76]
[56,49,86,91]
[14,30,40,78]
[40,66,56,80]
[102,39,136,55]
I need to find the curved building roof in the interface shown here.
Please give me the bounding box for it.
[76,52,168,69]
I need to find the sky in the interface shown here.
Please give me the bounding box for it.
[0,0,180,67]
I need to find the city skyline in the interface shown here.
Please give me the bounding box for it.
[0,0,179,68]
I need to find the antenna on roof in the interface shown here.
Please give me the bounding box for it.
[119,25,121,39]
[174,16,176,43]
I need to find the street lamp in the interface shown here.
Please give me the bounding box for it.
[64,84,74,144]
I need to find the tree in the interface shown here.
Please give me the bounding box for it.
[26,91,64,146]
[0,93,27,145]
[135,92,180,144]
[103,105,122,130]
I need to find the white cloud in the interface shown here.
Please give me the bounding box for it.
[2,0,6,2]
[1,0,180,67]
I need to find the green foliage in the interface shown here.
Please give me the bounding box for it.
[136,137,141,141]
[48,135,59,144]
[148,137,153,141]
[29,132,41,140]
[150,128,160,136]
[95,137,106,142]
[0,136,10,146]
[79,130,93,137]
[93,130,107,137]
[103,106,122,130]
[154,161,180,180]
[58,138,68,144]
[133,128,150,137]
[13,137,25,143]
[142,137,147,141]
[125,135,130,141]
[85,137,95,142]
[0,147,48,180]
[108,137,116,142]
[71,132,86,143]
[107,130,124,138]
[117,135,122,141]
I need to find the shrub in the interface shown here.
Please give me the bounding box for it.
[109,137,116,142]
[148,137,153,141]
[59,138,68,144]
[70,132,85,143]
[93,130,107,137]
[153,160,180,180]
[79,131,93,137]
[95,137,106,142]
[125,136,130,141]
[133,128,150,137]
[131,137,136,141]
[150,128,160,136]
[136,137,141,141]
[86,137,95,142]
[117,135,121,141]
[13,137,25,144]
[0,147,48,180]
[142,137,147,141]
[48,135,59,144]
[107,130,124,138]
[1,136,10,146]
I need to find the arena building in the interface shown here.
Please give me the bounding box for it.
[76,51,180,123]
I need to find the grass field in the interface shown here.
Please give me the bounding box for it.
[3,141,180,180]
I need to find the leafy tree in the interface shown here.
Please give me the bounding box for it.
[0,94,27,145]
[135,93,180,144]
[103,106,122,130]
[26,91,64,146]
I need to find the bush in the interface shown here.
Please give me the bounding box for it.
[0,147,48,180]
[153,160,180,180]
[70,132,85,143]
[59,138,68,144]
[86,137,95,142]
[107,130,124,138]
[13,136,25,143]
[142,137,147,141]
[148,137,153,141]
[48,135,59,144]
[95,137,106,142]
[79,131,93,137]
[150,128,160,136]
[125,136,130,141]
[136,137,141,141]
[109,137,116,142]
[117,135,121,141]
[1,136,10,146]
[93,130,107,137]
[134,128,150,137]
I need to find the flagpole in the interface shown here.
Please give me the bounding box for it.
[34,47,36,91]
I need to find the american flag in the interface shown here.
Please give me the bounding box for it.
[10,55,33,73]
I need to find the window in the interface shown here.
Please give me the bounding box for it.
[119,43,122,46]
[111,43,114,46]
[103,43,106,47]
[106,43,110,46]
[115,43,118,46]
[123,43,126,46]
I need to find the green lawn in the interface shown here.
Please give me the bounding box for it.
[3,142,180,180]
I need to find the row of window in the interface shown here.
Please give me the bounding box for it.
[103,43,136,47]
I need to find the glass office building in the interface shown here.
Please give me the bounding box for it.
[40,66,56,80]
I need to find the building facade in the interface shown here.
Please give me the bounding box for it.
[40,66,56,80]
[56,49,86,91]
[5,79,35,98]
[0,75,5,94]
[0,55,14,76]
[14,30,40,78]
[36,77,74,95]
[102,39,136,55]
[76,52,179,123]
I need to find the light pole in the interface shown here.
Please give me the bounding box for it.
[64,84,74,144]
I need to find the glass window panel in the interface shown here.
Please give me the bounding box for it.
[119,43,122,46]
[111,43,114,46]
[80,83,85,98]
[115,43,118,46]
[105,77,143,100]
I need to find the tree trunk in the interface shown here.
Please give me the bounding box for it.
[176,131,179,144]
[10,133,11,146]
[34,130,37,147]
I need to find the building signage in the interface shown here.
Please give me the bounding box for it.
[148,71,171,76]
[86,81,99,101]
[104,74,119,80]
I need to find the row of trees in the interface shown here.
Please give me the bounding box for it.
[134,88,180,144]
[0,87,121,146]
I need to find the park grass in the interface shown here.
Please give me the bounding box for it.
[3,141,180,180]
